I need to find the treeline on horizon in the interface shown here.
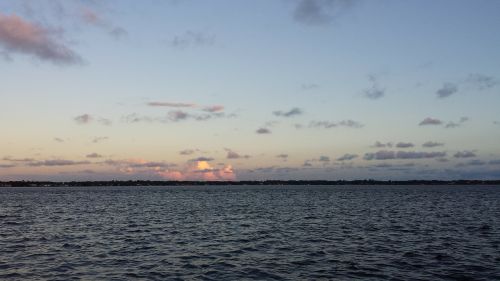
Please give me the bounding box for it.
[1,179,499,187]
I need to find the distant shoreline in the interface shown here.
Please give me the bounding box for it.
[1,180,499,187]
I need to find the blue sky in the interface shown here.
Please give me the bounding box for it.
[1,0,500,181]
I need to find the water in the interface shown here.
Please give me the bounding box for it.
[1,185,499,280]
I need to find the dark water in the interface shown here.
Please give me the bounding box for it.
[1,185,499,280]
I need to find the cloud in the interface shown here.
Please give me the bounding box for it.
[456,160,486,167]
[364,150,446,160]
[454,151,476,158]
[466,74,499,90]
[147,102,196,108]
[301,83,319,90]
[309,119,363,129]
[256,128,271,134]
[0,164,15,168]
[86,153,102,158]
[489,160,500,165]
[276,154,289,160]
[363,75,385,100]
[337,153,358,161]
[395,142,414,148]
[28,159,91,167]
[3,156,35,162]
[273,107,303,117]
[179,149,196,155]
[189,157,214,162]
[203,105,225,113]
[419,117,443,126]
[422,141,444,148]
[92,136,108,143]
[80,7,128,40]
[436,83,458,98]
[54,137,64,143]
[74,114,93,124]
[292,0,357,26]
[168,30,215,49]
[225,149,250,160]
[445,117,469,129]
[319,155,330,162]
[372,141,392,148]
[168,110,190,122]
[0,12,81,64]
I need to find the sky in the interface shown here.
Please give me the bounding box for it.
[1,0,500,181]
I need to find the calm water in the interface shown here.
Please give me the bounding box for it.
[1,185,499,280]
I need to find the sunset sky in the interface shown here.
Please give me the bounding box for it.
[1,0,499,181]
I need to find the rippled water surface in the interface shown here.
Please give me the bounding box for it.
[1,185,500,280]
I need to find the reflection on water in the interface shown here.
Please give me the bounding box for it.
[1,185,499,280]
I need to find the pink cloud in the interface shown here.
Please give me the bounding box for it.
[0,12,81,64]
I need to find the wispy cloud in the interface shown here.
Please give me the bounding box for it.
[436,83,458,98]
[301,83,319,90]
[454,151,477,158]
[168,30,215,49]
[147,102,196,108]
[292,0,358,26]
[86,153,102,158]
[92,136,108,143]
[337,153,358,161]
[28,159,91,167]
[364,150,446,160]
[80,7,128,40]
[466,74,499,90]
[371,141,392,148]
[363,75,385,100]
[309,119,363,129]
[276,154,289,160]
[273,107,303,117]
[422,141,444,148]
[0,12,81,64]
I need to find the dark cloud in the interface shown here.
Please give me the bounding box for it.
[256,128,271,134]
[273,107,303,117]
[74,114,93,124]
[0,164,15,168]
[419,117,443,126]
[337,153,358,161]
[422,141,444,148]
[225,149,250,159]
[395,142,414,148]
[436,83,458,98]
[0,12,81,65]
[454,151,477,158]
[364,150,446,160]
[489,160,500,165]
[466,74,499,90]
[293,0,357,26]
[54,137,64,143]
[86,153,102,158]
[28,159,91,167]
[309,119,363,129]
[169,30,215,49]
[189,157,214,162]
